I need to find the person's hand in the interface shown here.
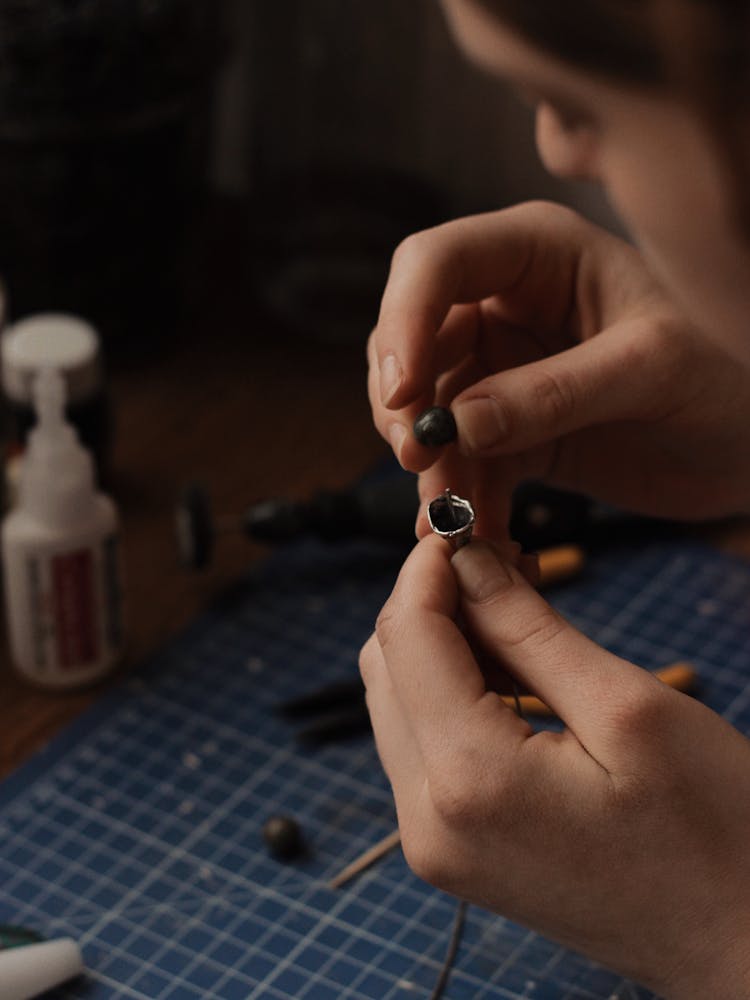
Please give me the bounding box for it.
[360,535,750,999]
[368,201,750,538]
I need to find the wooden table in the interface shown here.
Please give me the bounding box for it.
[0,239,389,779]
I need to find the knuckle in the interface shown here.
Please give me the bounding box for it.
[605,675,671,746]
[390,230,431,272]
[501,605,568,654]
[521,199,589,239]
[428,767,481,827]
[369,408,392,444]
[400,825,448,887]
[488,395,515,446]
[404,761,516,889]
[630,318,679,372]
[358,634,377,687]
[374,600,402,651]
[619,314,693,419]
[648,319,697,394]
[463,389,515,450]
[646,306,687,351]
[424,733,503,827]
[527,365,576,427]
[463,556,517,608]
[525,198,579,226]
[401,732,525,890]
[400,804,467,891]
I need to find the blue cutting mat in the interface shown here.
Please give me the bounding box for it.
[2,535,750,1000]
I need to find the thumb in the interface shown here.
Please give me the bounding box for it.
[452,320,680,456]
[451,541,652,760]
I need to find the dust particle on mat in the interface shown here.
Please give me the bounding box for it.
[262,815,305,860]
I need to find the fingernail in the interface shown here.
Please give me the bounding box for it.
[452,541,514,602]
[388,422,407,463]
[454,397,508,453]
[380,354,403,406]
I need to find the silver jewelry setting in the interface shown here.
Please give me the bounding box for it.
[427,489,475,549]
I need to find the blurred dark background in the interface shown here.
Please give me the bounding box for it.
[0,0,653,757]
[0,0,617,355]
[0,0,222,347]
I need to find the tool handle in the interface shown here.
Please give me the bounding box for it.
[502,661,698,716]
[0,938,84,1000]
[537,545,585,587]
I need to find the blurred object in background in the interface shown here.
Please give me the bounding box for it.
[1,314,111,508]
[243,0,447,343]
[0,0,230,350]
[251,167,443,343]
[225,0,618,343]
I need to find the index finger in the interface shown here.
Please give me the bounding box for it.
[375,535,530,758]
[374,201,588,411]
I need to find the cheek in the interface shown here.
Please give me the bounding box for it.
[602,107,722,257]
[596,105,727,272]
[602,160,700,256]
[603,148,750,356]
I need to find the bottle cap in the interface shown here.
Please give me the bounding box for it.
[19,367,96,524]
[1,313,101,404]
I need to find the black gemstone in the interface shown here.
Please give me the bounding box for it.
[262,815,305,860]
[428,494,472,533]
[413,406,457,447]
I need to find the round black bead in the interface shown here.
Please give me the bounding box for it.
[262,814,305,860]
[413,406,458,447]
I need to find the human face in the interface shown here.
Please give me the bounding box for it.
[441,0,750,359]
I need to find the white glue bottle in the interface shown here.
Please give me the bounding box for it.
[1,367,124,688]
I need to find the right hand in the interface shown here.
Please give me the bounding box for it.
[367,201,750,538]
[361,534,750,998]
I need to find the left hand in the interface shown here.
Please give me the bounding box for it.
[367,205,750,540]
[360,535,750,999]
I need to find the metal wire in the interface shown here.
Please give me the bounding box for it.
[429,900,468,1000]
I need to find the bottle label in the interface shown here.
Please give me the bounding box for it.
[22,534,122,677]
[51,548,98,668]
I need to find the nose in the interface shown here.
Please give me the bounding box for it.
[535,104,601,182]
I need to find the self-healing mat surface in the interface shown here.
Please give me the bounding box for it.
[1,537,750,999]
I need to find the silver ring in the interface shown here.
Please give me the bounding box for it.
[427,489,475,550]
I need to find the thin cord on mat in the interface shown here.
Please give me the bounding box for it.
[428,680,527,999]
[429,900,469,1000]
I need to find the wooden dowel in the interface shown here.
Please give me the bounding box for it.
[501,660,698,717]
[651,661,698,694]
[328,828,401,889]
[537,544,586,588]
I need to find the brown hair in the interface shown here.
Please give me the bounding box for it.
[470,1,750,87]
[472,1,665,84]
